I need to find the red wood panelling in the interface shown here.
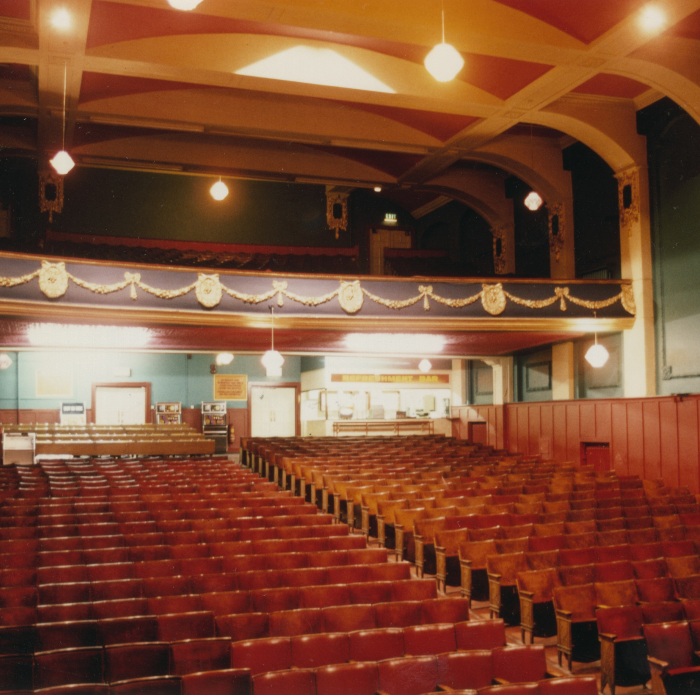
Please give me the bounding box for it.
[494,395,700,493]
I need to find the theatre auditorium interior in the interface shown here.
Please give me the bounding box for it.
[1,0,700,695]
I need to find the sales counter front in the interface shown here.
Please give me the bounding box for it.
[332,419,434,436]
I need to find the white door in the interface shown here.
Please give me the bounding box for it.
[250,386,297,437]
[94,386,147,425]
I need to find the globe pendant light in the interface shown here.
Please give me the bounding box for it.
[523,125,542,211]
[50,63,75,176]
[261,306,284,377]
[168,0,203,10]
[424,2,464,82]
[585,314,609,368]
[210,177,229,201]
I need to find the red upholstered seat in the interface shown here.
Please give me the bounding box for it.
[252,668,316,695]
[377,655,440,695]
[437,649,494,692]
[347,627,405,661]
[35,619,101,651]
[109,676,181,694]
[215,611,268,641]
[644,620,700,694]
[169,637,232,675]
[267,608,322,637]
[103,641,171,683]
[0,653,34,693]
[451,618,505,651]
[314,661,379,695]
[231,636,293,676]
[491,644,549,683]
[180,668,252,695]
[403,622,457,655]
[156,610,216,641]
[33,647,105,691]
[290,631,351,668]
[322,603,376,632]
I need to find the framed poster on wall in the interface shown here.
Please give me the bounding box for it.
[213,374,248,401]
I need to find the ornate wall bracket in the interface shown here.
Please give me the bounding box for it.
[492,226,508,274]
[615,167,640,229]
[326,191,349,239]
[548,203,565,263]
[38,172,64,222]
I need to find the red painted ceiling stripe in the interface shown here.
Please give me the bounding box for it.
[573,73,649,98]
[493,0,644,44]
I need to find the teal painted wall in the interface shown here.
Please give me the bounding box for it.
[0,350,300,411]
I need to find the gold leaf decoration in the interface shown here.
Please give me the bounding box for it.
[195,274,223,309]
[621,284,636,315]
[481,283,507,316]
[338,280,363,314]
[38,261,69,299]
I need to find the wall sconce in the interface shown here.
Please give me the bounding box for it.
[418,359,432,373]
[0,353,12,370]
[216,352,234,366]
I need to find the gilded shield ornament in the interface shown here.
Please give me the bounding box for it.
[338,280,363,314]
[39,261,69,299]
[196,274,223,308]
[482,283,507,316]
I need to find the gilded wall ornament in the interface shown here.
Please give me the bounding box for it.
[326,191,349,239]
[492,227,508,274]
[482,283,507,316]
[547,203,565,263]
[621,283,636,315]
[615,167,640,229]
[338,280,363,314]
[38,261,69,299]
[195,274,223,308]
[38,172,64,223]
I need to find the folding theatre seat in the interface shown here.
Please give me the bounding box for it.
[36,601,92,623]
[596,605,650,694]
[491,645,550,684]
[290,631,351,669]
[454,619,506,651]
[231,636,293,676]
[552,583,600,670]
[98,615,159,646]
[595,579,639,608]
[644,620,700,694]
[103,641,171,684]
[377,655,440,695]
[486,552,526,625]
[516,567,558,644]
[109,676,182,694]
[252,668,317,695]
[403,622,457,656]
[322,603,376,633]
[91,578,142,602]
[33,647,105,691]
[180,668,252,695]
[314,661,379,695]
[267,608,321,638]
[347,626,405,662]
[536,675,601,695]
[436,649,494,693]
[35,620,101,651]
[459,539,498,605]
[420,597,470,624]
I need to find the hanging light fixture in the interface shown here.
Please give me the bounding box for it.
[210,177,229,201]
[168,0,203,10]
[424,1,464,82]
[585,315,609,368]
[418,358,432,373]
[523,125,542,211]
[261,306,284,377]
[216,352,234,366]
[0,353,12,370]
[50,63,75,176]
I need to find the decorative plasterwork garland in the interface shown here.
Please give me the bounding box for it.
[0,260,636,318]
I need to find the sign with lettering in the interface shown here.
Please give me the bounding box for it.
[213,374,248,401]
[330,373,450,384]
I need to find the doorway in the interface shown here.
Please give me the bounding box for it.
[92,383,151,425]
[249,384,299,437]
